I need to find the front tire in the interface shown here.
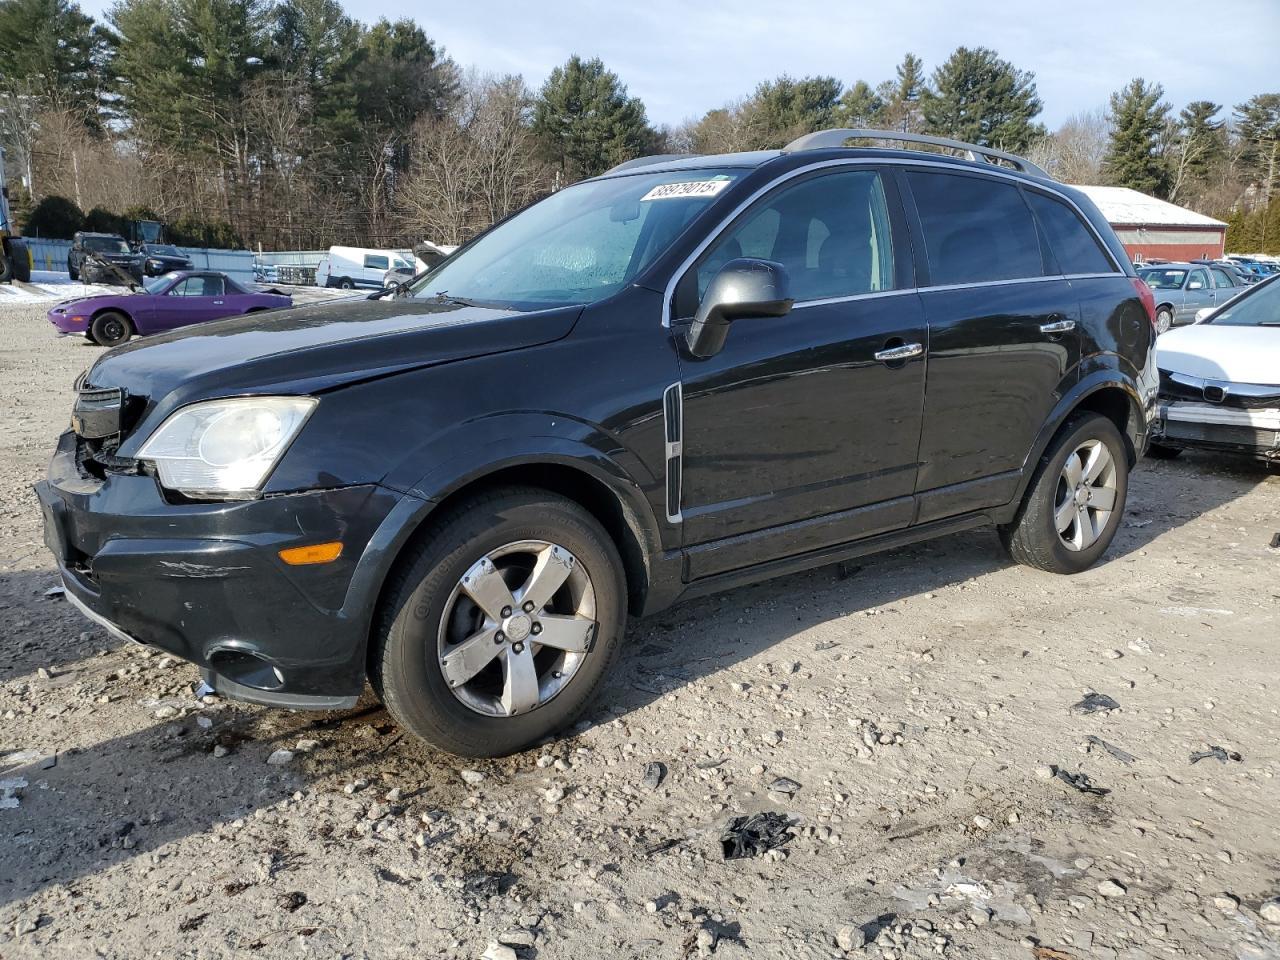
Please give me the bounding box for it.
[371,487,627,757]
[1155,306,1173,334]
[90,311,133,347]
[339,277,354,290]
[1000,413,1129,574]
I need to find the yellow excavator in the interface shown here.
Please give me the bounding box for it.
[0,146,32,283]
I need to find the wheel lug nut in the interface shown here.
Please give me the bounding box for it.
[522,601,535,613]
[531,623,542,635]
[494,631,505,643]
[501,606,512,618]
[512,641,525,654]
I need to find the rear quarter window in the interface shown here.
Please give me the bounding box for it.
[906,171,1044,286]
[1025,191,1115,275]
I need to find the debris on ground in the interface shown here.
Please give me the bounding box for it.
[1054,770,1110,796]
[43,585,65,600]
[1259,898,1280,923]
[1084,735,1136,764]
[1033,947,1077,960]
[720,812,793,860]
[276,891,307,912]
[767,776,801,797]
[1269,531,1280,550]
[1190,746,1243,764]
[641,761,666,790]
[1070,692,1120,715]
[0,775,29,810]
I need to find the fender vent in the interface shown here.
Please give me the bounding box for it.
[663,382,683,523]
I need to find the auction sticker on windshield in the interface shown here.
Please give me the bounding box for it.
[640,179,733,201]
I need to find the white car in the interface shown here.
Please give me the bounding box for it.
[315,246,418,290]
[1152,276,1280,462]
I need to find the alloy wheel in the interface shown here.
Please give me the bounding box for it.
[1054,439,1118,551]
[437,540,597,718]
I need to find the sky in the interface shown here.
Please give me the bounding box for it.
[80,0,1280,129]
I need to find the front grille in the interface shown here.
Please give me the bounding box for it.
[1158,369,1280,410]
[1164,420,1280,450]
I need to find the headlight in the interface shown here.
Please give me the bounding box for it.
[147,259,162,269]
[136,397,316,498]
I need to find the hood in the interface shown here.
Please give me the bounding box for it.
[50,292,143,312]
[1157,324,1280,386]
[85,298,582,446]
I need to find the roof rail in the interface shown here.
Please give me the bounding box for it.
[782,128,1051,179]
[604,154,694,175]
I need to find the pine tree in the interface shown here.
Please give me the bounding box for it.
[835,80,884,128]
[1165,100,1223,202]
[1235,93,1280,202]
[1102,79,1170,195]
[532,56,657,181]
[921,47,1044,151]
[742,75,843,147]
[0,0,105,111]
[880,53,926,132]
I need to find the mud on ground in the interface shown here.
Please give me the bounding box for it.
[2,302,1278,960]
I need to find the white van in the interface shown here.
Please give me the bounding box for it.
[315,246,417,289]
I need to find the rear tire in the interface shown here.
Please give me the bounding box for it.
[1155,306,1173,334]
[90,311,133,347]
[371,487,627,757]
[1000,413,1129,574]
[1146,442,1182,460]
[339,277,354,289]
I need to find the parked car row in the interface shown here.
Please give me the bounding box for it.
[67,232,195,284]
[1137,260,1251,333]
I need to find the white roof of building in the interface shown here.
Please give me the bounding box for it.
[1070,185,1227,229]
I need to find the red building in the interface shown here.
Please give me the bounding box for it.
[1072,185,1227,262]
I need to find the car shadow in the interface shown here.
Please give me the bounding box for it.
[1,454,1270,908]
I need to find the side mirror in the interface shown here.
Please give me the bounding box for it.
[686,259,793,358]
[1188,280,1204,290]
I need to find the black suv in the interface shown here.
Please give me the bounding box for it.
[37,130,1158,757]
[67,232,145,284]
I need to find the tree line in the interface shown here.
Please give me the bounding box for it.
[1,0,1277,253]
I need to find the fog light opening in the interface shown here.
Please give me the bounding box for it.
[208,648,285,691]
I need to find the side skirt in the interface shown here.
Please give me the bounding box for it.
[673,510,996,606]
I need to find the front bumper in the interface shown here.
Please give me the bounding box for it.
[36,431,410,709]
[1154,401,1280,460]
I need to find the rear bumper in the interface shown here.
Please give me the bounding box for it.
[36,431,415,708]
[1154,401,1280,459]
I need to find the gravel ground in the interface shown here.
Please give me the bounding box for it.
[2,300,1279,960]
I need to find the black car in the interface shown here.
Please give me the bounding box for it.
[67,232,144,284]
[138,242,193,277]
[37,129,1158,757]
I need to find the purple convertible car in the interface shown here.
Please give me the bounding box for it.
[47,270,292,346]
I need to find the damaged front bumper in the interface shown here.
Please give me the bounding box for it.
[1154,400,1280,461]
[35,430,410,709]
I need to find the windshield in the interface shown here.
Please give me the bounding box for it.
[85,236,129,254]
[143,273,181,294]
[1139,268,1186,290]
[409,168,744,309]
[146,244,182,256]
[1206,277,1280,327]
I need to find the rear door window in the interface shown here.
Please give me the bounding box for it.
[1210,268,1235,288]
[906,171,1045,286]
[364,254,390,271]
[1024,191,1115,275]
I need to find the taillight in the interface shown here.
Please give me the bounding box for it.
[1131,277,1157,329]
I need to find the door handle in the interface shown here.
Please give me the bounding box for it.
[873,342,924,363]
[212,299,224,305]
[1040,319,1076,334]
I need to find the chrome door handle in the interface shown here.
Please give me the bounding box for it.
[1040,319,1076,334]
[212,299,224,305]
[873,342,924,362]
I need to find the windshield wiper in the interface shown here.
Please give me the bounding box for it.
[430,291,484,308]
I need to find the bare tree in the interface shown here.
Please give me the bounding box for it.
[1027,109,1111,183]
[398,73,550,245]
